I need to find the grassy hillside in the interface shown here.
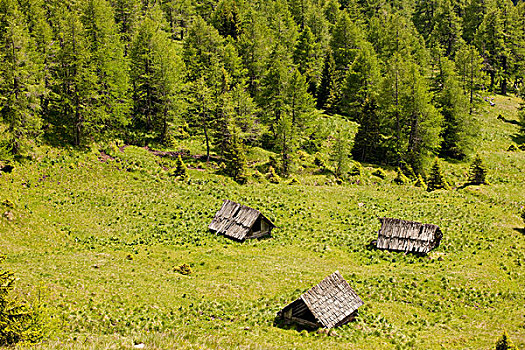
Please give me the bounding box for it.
[1,96,524,349]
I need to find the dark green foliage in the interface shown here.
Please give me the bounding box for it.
[371,168,386,179]
[393,168,409,185]
[0,256,45,345]
[414,174,427,190]
[222,128,247,183]
[173,263,192,275]
[507,144,518,152]
[427,158,449,191]
[171,155,188,181]
[348,161,363,177]
[520,208,525,227]
[267,165,281,183]
[467,154,488,185]
[495,330,518,350]
[0,0,44,154]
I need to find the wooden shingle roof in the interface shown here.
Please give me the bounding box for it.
[208,200,274,240]
[376,217,442,254]
[299,271,364,329]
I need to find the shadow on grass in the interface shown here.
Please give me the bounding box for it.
[272,316,318,332]
[497,115,521,126]
[510,133,525,146]
[514,228,525,236]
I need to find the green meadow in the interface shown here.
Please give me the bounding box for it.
[1,95,524,349]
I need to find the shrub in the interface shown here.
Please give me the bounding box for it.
[288,176,301,185]
[170,155,189,181]
[520,208,525,227]
[348,162,363,177]
[467,154,488,185]
[371,168,387,179]
[414,174,427,190]
[393,168,409,185]
[174,263,192,275]
[495,330,517,350]
[252,170,266,183]
[0,256,46,345]
[507,144,518,152]
[267,166,281,184]
[427,158,449,191]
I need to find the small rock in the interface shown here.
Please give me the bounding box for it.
[3,211,14,221]
[328,330,339,337]
[317,328,329,335]
[92,264,99,269]
[133,343,145,349]
[437,257,444,261]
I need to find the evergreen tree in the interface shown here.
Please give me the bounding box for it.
[427,157,449,191]
[171,154,188,180]
[0,256,45,345]
[467,153,487,185]
[160,0,195,40]
[47,5,98,146]
[436,57,472,159]
[236,6,271,95]
[430,0,463,57]
[330,124,351,179]
[474,0,505,92]
[222,126,247,182]
[211,0,241,39]
[455,44,483,115]
[495,330,518,350]
[0,0,44,154]
[316,50,336,110]
[129,4,185,144]
[293,26,322,94]
[82,0,131,140]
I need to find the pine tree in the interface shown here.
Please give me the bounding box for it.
[316,50,336,110]
[47,5,98,146]
[293,26,322,94]
[0,255,45,345]
[430,0,463,57]
[495,330,518,350]
[236,6,271,95]
[171,154,188,180]
[455,44,483,115]
[330,125,350,179]
[211,0,240,39]
[130,4,185,144]
[82,0,131,140]
[0,0,44,154]
[161,0,195,40]
[427,158,449,191]
[474,1,505,92]
[467,153,487,185]
[222,127,247,183]
[436,57,472,159]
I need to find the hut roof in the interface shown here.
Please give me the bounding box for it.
[297,271,364,329]
[208,199,274,240]
[376,217,442,254]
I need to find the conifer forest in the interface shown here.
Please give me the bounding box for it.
[0,0,525,349]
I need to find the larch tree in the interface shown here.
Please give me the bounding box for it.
[129,4,185,144]
[0,0,44,155]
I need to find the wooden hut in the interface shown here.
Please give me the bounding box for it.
[277,271,364,329]
[208,200,275,241]
[376,217,443,254]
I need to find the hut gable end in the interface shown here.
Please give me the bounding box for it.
[208,200,275,241]
[278,271,364,329]
[376,217,443,254]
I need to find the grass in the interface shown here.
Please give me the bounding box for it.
[0,95,524,349]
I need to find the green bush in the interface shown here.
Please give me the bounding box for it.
[414,174,427,190]
[267,166,281,184]
[173,263,192,275]
[467,154,488,185]
[0,256,46,346]
[427,158,449,191]
[348,162,364,177]
[288,176,301,185]
[371,168,387,179]
[507,144,518,152]
[252,170,266,183]
[170,155,189,181]
[495,330,517,350]
[520,208,525,227]
[393,168,409,185]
